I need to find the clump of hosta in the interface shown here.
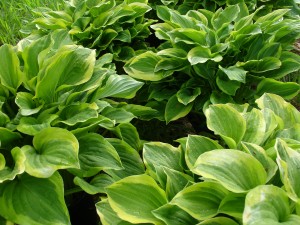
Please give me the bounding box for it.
[93,93,300,225]
[0,30,145,225]
[124,3,300,123]
[23,0,154,60]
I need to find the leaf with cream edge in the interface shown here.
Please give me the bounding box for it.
[0,44,23,94]
[193,149,267,193]
[68,133,122,178]
[276,138,300,202]
[0,147,25,183]
[22,127,80,178]
[106,174,167,224]
[205,104,246,148]
[165,94,193,123]
[0,172,70,225]
[185,135,223,170]
[198,217,239,225]
[170,181,229,220]
[256,93,300,129]
[35,45,96,103]
[243,185,300,225]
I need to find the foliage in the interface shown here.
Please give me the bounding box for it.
[125,3,300,122]
[92,93,300,224]
[0,31,145,224]
[22,0,155,60]
[0,0,64,45]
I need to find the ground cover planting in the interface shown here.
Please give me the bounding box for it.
[0,0,299,224]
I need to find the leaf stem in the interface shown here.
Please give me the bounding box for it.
[64,187,83,196]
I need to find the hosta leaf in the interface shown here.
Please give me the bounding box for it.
[74,174,115,195]
[165,94,193,123]
[242,108,266,145]
[94,74,143,99]
[0,172,70,225]
[22,127,79,178]
[256,93,300,128]
[107,174,168,224]
[243,185,300,225]
[0,44,23,94]
[124,51,171,81]
[143,142,182,177]
[164,167,193,200]
[105,138,145,180]
[212,5,240,29]
[176,88,201,105]
[55,102,99,126]
[152,204,198,225]
[17,114,58,136]
[188,46,222,65]
[101,107,136,123]
[15,92,43,116]
[205,104,246,148]
[35,45,96,103]
[193,149,267,193]
[69,133,122,178]
[242,142,278,182]
[276,139,300,202]
[199,217,239,225]
[218,192,245,218]
[256,79,300,100]
[96,199,135,225]
[219,65,247,83]
[216,76,241,96]
[0,128,22,148]
[170,182,229,220]
[185,135,223,170]
[277,124,300,141]
[112,123,141,151]
[0,147,25,183]
[237,57,281,73]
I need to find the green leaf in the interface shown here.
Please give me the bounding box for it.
[219,65,247,83]
[216,76,241,96]
[101,107,136,123]
[35,45,96,103]
[165,94,193,123]
[143,142,182,178]
[256,79,300,100]
[152,204,198,225]
[69,133,122,178]
[212,5,240,29]
[276,139,300,202]
[0,147,25,183]
[237,57,281,73]
[164,167,193,200]
[243,185,300,225]
[0,128,22,148]
[17,114,58,136]
[74,174,115,195]
[112,123,141,151]
[0,44,23,94]
[205,104,246,148]
[185,135,223,170]
[22,127,79,178]
[124,51,171,81]
[218,192,246,219]
[15,92,43,116]
[56,102,99,126]
[193,149,267,193]
[242,142,278,182]
[96,199,134,225]
[199,217,239,225]
[171,181,229,220]
[256,93,300,128]
[105,138,145,180]
[176,88,201,105]
[0,172,70,225]
[242,108,266,145]
[188,46,222,65]
[94,74,143,99]
[107,174,167,224]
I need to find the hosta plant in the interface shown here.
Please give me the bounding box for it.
[125,3,300,122]
[23,0,154,60]
[92,93,300,225]
[0,30,146,225]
